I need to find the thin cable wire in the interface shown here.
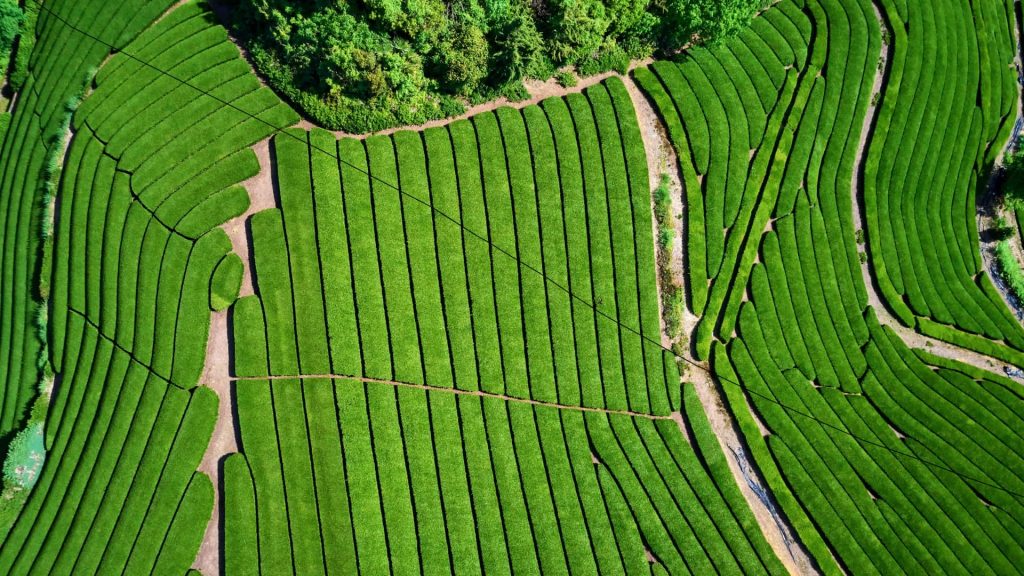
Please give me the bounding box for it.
[36,3,1024,503]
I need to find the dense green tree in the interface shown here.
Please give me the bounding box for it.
[488,3,544,82]
[433,17,489,95]
[0,0,23,65]
[230,0,764,131]
[656,0,764,49]
[605,0,658,57]
[545,0,609,65]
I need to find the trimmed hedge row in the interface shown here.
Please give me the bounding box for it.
[210,253,243,311]
[226,76,776,574]
[223,453,259,576]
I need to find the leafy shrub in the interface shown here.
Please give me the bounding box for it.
[653,172,671,221]
[658,226,675,249]
[1004,144,1024,210]
[990,217,1015,241]
[4,0,32,91]
[554,70,577,88]
[0,0,22,68]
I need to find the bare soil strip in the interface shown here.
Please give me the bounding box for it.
[622,74,686,350]
[689,371,817,575]
[232,137,276,298]
[192,136,276,574]
[192,308,234,575]
[293,63,655,140]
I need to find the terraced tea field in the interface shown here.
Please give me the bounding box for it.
[0,0,1022,574]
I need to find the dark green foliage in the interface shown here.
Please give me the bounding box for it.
[544,0,610,65]
[651,170,684,340]
[989,217,1014,242]
[489,3,546,84]
[232,0,765,131]
[1002,143,1024,210]
[0,0,22,68]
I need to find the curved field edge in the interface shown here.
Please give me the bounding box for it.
[0,0,186,527]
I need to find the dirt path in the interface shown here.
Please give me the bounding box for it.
[192,136,276,575]
[850,5,890,315]
[192,308,234,575]
[689,371,816,575]
[231,138,276,298]
[619,58,814,576]
[293,62,655,140]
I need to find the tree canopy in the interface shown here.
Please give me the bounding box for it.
[229,0,767,132]
[1004,144,1024,209]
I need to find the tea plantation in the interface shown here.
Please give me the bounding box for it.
[0,0,1021,574]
